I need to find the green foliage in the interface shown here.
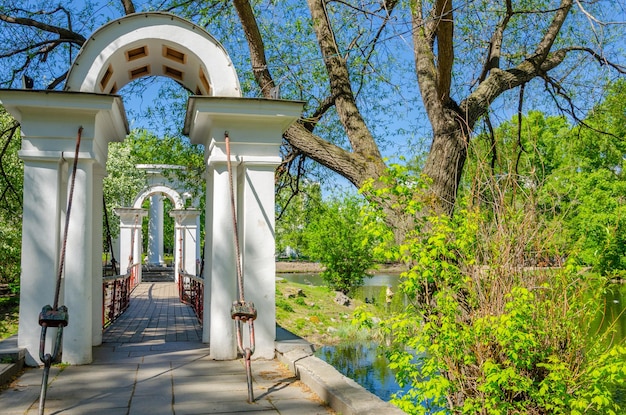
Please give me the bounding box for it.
[275,180,323,258]
[467,82,626,276]
[303,195,376,294]
[276,297,294,312]
[0,295,19,340]
[103,129,205,253]
[0,107,22,285]
[358,164,626,414]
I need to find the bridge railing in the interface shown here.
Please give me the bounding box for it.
[102,262,141,328]
[178,269,204,323]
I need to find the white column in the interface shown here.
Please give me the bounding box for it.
[173,223,182,279]
[196,214,201,274]
[182,211,200,275]
[241,164,278,359]
[170,209,201,278]
[202,169,214,343]
[184,97,304,361]
[17,157,63,366]
[62,159,94,364]
[208,164,238,360]
[92,165,106,346]
[1,90,128,366]
[114,208,148,275]
[147,194,164,265]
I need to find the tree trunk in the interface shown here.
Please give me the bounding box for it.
[422,118,469,216]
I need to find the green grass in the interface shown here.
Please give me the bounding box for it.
[275,279,379,345]
[0,295,19,340]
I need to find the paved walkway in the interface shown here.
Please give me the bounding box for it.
[102,283,202,344]
[0,282,334,414]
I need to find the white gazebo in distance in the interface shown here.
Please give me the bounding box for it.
[0,12,303,366]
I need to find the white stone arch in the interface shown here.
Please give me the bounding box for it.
[1,12,304,367]
[116,183,199,282]
[133,184,184,209]
[65,12,241,97]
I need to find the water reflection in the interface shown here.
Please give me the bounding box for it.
[315,342,411,401]
[592,284,626,345]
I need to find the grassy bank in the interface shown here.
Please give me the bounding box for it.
[0,293,19,340]
[275,278,379,346]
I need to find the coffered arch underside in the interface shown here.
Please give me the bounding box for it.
[64,12,241,97]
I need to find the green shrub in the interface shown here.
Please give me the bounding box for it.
[304,195,376,294]
[356,166,626,414]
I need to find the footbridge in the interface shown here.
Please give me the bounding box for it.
[0,279,405,414]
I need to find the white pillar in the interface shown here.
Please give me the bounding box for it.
[0,90,127,366]
[170,209,201,278]
[207,164,238,360]
[196,214,202,274]
[202,169,214,342]
[173,222,182,278]
[184,97,304,360]
[115,208,148,275]
[17,156,63,366]
[92,165,106,346]
[147,194,165,265]
[63,159,94,364]
[241,164,278,359]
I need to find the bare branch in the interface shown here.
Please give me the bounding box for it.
[484,115,497,172]
[0,121,22,209]
[47,71,68,90]
[121,0,136,15]
[477,0,513,84]
[232,0,276,97]
[306,0,382,161]
[0,13,85,44]
[514,83,528,177]
[565,46,626,73]
[304,93,340,132]
[0,40,59,59]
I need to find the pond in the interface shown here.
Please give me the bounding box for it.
[278,272,626,405]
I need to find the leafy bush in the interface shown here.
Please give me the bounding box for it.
[356,165,626,414]
[304,196,376,294]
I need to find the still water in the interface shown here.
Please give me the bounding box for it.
[279,273,626,403]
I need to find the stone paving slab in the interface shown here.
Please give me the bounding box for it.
[0,283,335,414]
[0,344,334,414]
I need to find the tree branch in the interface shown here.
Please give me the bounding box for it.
[477,0,513,84]
[412,0,445,129]
[434,0,454,101]
[0,121,22,209]
[121,0,136,15]
[307,0,383,162]
[232,0,276,97]
[283,121,374,189]
[0,13,85,44]
[532,0,572,63]
[47,71,68,90]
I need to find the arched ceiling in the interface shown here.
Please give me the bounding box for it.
[65,12,241,97]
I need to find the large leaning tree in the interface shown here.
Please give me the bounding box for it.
[0,0,624,240]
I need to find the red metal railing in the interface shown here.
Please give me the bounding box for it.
[102,263,141,328]
[178,269,204,323]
